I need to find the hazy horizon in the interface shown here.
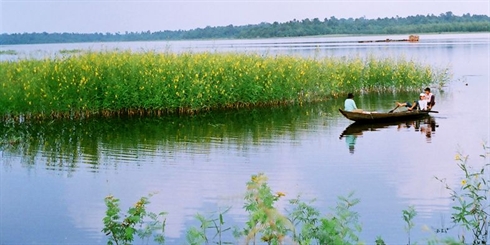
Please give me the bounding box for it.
[2,0,489,34]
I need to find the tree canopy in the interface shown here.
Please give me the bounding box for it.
[1,12,489,45]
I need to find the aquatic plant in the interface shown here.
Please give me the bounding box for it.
[375,236,387,245]
[316,192,362,245]
[101,173,363,245]
[100,158,488,245]
[403,205,417,245]
[285,191,362,245]
[0,51,448,121]
[102,194,166,245]
[436,143,490,244]
[184,207,233,245]
[241,173,292,245]
[286,196,321,244]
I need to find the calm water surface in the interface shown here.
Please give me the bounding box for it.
[1,33,489,244]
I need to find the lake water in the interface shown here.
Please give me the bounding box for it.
[1,33,489,244]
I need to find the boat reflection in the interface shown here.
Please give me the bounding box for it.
[339,117,438,154]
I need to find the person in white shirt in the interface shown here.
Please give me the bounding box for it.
[392,93,427,112]
[416,93,428,110]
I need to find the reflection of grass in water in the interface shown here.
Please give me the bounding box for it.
[0,50,17,55]
[0,133,21,147]
[0,103,337,167]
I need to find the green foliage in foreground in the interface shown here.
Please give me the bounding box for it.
[436,143,490,245]
[103,174,363,245]
[0,51,448,121]
[403,206,417,245]
[103,144,489,245]
[103,194,167,245]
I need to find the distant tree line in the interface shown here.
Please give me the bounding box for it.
[1,11,489,45]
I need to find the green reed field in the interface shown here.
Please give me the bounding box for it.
[0,51,449,121]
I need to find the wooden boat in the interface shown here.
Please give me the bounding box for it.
[338,108,431,123]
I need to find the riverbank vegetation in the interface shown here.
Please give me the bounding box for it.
[103,144,489,244]
[1,12,489,45]
[0,50,448,122]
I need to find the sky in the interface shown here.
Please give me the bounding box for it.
[1,0,490,34]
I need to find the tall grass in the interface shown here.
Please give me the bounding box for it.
[0,51,448,121]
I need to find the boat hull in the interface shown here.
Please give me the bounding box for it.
[338,109,430,123]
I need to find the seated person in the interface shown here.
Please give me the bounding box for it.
[417,93,428,110]
[424,87,435,110]
[395,93,427,111]
[344,93,362,112]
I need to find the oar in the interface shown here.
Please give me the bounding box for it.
[427,110,439,113]
[388,105,399,113]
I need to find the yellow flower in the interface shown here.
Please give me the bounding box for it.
[455,154,461,161]
[461,179,467,186]
[276,191,286,197]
